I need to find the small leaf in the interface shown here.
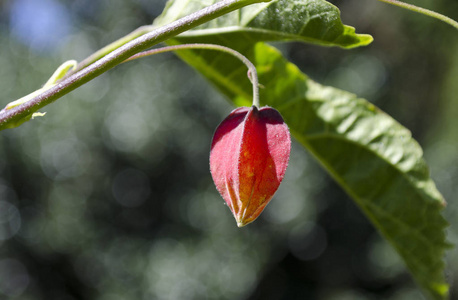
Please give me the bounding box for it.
[31,112,47,119]
[5,60,77,111]
[43,59,77,88]
[2,60,77,128]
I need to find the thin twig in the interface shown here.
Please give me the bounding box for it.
[377,0,458,30]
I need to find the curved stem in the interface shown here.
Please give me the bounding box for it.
[376,0,458,30]
[126,44,260,108]
[0,0,270,130]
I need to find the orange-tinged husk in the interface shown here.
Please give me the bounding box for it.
[210,106,291,227]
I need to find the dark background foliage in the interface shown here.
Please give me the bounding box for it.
[0,0,457,299]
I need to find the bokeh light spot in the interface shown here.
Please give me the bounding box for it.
[288,222,327,261]
[0,259,29,297]
[9,0,72,52]
[112,168,151,207]
[0,201,21,241]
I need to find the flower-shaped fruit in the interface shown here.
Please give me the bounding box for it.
[210,106,291,227]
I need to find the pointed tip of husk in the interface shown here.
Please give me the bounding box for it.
[236,220,250,228]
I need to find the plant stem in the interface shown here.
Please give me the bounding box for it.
[125,44,260,108]
[376,0,458,30]
[0,0,270,131]
[70,25,156,75]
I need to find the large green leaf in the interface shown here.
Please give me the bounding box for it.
[154,0,451,299]
[154,0,373,48]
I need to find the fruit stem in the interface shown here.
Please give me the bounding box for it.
[125,43,261,108]
[376,0,458,30]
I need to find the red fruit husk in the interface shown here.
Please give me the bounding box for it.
[210,106,291,227]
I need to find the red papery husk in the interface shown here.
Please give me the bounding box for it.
[210,106,291,227]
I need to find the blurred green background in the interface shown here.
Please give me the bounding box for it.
[0,0,457,299]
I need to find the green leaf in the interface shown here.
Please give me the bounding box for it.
[154,0,372,49]
[155,1,450,299]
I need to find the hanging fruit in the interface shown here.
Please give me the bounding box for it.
[210,105,291,227]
